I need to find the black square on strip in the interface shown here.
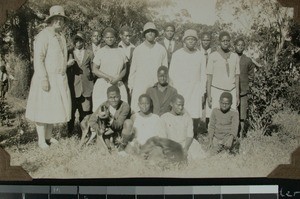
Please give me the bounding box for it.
[79,194,106,199]
[165,195,193,199]
[0,193,23,199]
[250,194,278,199]
[137,195,164,199]
[222,194,249,199]
[107,195,135,199]
[50,194,77,199]
[194,194,221,199]
[25,193,49,199]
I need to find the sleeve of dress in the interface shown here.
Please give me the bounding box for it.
[111,103,130,131]
[235,54,240,75]
[168,52,178,87]
[207,108,216,138]
[92,50,101,66]
[33,32,49,81]
[200,53,207,96]
[161,47,168,67]
[248,59,255,82]
[206,53,214,75]
[128,49,137,90]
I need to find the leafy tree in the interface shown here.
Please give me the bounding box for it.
[217,0,300,134]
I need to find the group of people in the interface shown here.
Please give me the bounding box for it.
[25,5,255,160]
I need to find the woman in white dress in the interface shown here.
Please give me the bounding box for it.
[92,27,128,112]
[169,29,206,138]
[25,5,73,149]
[128,22,168,113]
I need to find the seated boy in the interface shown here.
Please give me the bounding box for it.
[88,85,131,150]
[208,92,239,154]
[160,94,207,160]
[146,66,177,116]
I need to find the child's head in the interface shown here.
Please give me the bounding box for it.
[219,31,231,51]
[73,32,85,50]
[103,27,117,47]
[219,92,232,113]
[138,94,152,114]
[157,66,169,86]
[170,94,185,115]
[119,26,133,46]
[91,30,101,45]
[164,23,175,40]
[200,32,212,50]
[183,29,198,51]
[234,37,245,54]
[107,85,121,108]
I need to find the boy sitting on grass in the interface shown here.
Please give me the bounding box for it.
[208,92,239,154]
[88,85,131,151]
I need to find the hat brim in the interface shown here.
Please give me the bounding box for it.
[143,29,159,37]
[73,35,85,41]
[182,35,198,41]
[45,14,68,23]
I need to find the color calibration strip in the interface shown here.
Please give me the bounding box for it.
[0,185,278,199]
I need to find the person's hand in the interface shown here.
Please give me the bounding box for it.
[110,78,119,85]
[67,58,75,67]
[104,128,114,135]
[87,73,94,81]
[42,79,50,92]
[105,76,114,83]
[208,96,212,108]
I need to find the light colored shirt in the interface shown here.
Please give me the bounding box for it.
[169,48,206,118]
[118,41,135,62]
[74,48,84,64]
[164,38,175,52]
[160,111,193,147]
[132,113,164,145]
[92,43,101,54]
[207,51,240,91]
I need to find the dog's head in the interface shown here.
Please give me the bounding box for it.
[98,105,111,119]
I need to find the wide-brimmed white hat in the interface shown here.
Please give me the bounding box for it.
[45,5,68,23]
[143,22,159,36]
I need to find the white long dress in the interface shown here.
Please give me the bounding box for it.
[169,48,206,118]
[92,47,128,112]
[25,27,71,123]
[128,42,167,113]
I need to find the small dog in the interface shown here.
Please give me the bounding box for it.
[128,136,187,163]
[79,105,113,150]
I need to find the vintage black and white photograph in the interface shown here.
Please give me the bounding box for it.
[0,0,299,179]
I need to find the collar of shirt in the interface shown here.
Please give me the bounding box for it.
[164,38,174,48]
[118,41,134,49]
[92,43,101,53]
